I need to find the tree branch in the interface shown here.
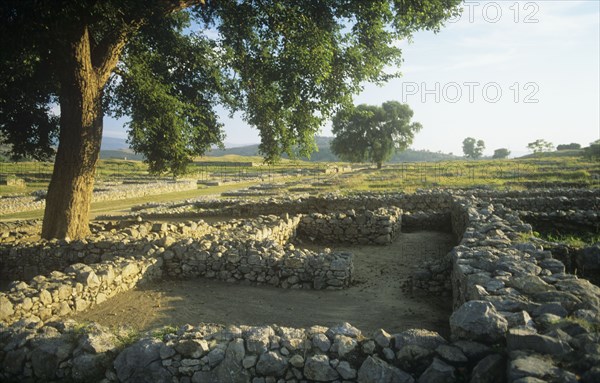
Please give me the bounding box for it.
[92,0,205,84]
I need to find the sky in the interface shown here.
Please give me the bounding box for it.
[103,0,600,157]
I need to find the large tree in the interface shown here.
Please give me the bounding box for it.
[492,148,510,159]
[330,101,422,169]
[462,137,485,159]
[0,0,461,239]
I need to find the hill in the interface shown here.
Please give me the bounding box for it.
[206,136,459,162]
[517,149,583,159]
[99,135,460,163]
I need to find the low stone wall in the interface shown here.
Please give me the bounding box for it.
[0,256,162,326]
[0,220,216,281]
[297,207,401,245]
[1,214,355,292]
[0,320,493,383]
[0,180,197,215]
[164,239,353,289]
[108,190,454,220]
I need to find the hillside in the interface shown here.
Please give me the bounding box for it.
[207,136,459,163]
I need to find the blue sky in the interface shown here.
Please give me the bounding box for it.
[104,1,600,156]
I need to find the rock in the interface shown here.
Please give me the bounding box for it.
[394,329,447,351]
[507,275,554,294]
[3,348,28,375]
[212,338,250,383]
[72,353,108,383]
[245,326,274,354]
[336,360,357,380]
[304,354,339,381]
[207,345,226,367]
[396,345,435,374]
[452,340,491,360]
[374,328,392,348]
[418,358,456,383]
[582,366,600,383]
[331,335,357,357]
[362,340,376,354]
[242,355,258,369]
[435,344,468,364]
[30,336,76,380]
[507,354,561,381]
[357,356,414,383]
[79,324,117,354]
[532,303,568,318]
[504,311,535,329]
[255,351,287,377]
[326,322,362,339]
[175,339,210,358]
[114,338,171,382]
[449,301,508,343]
[121,263,140,279]
[289,354,304,368]
[312,333,331,352]
[470,354,505,383]
[0,295,14,320]
[506,328,573,356]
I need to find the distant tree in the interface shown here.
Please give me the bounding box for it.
[462,137,485,159]
[527,139,554,153]
[556,143,581,151]
[330,101,422,169]
[583,140,600,160]
[492,148,510,159]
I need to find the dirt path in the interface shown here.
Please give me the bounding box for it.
[71,231,455,337]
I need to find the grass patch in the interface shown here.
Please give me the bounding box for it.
[534,232,600,248]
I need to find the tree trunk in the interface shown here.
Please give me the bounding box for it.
[41,29,104,240]
[377,162,382,169]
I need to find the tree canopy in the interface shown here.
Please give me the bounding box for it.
[0,0,461,239]
[462,137,485,159]
[492,148,510,159]
[330,101,422,168]
[527,139,554,153]
[556,143,581,151]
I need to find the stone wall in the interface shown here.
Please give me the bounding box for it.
[297,207,401,245]
[164,238,353,290]
[448,194,600,382]
[107,190,454,220]
[0,256,162,326]
[0,180,197,215]
[0,219,216,281]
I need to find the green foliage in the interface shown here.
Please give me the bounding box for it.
[583,140,600,161]
[330,101,422,168]
[492,148,510,159]
[462,137,485,159]
[557,143,581,151]
[1,0,462,172]
[527,139,554,153]
[151,325,178,340]
[535,232,600,248]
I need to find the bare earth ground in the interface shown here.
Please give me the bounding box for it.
[71,231,455,338]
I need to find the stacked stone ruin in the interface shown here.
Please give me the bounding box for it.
[0,189,599,382]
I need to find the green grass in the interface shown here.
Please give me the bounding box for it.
[535,232,600,248]
[1,154,598,220]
